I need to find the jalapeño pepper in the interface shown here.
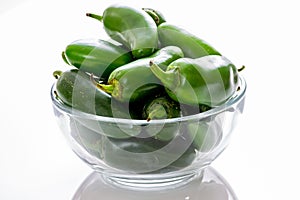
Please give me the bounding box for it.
[158,22,221,58]
[53,69,142,138]
[52,69,138,119]
[53,69,113,116]
[97,46,184,103]
[139,93,182,141]
[150,55,239,107]
[102,131,196,173]
[62,39,133,81]
[142,95,181,121]
[86,4,158,59]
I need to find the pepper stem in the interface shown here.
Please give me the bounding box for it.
[149,60,180,91]
[142,8,160,25]
[90,74,114,94]
[53,70,63,79]
[86,13,103,22]
[147,104,167,122]
[98,84,114,94]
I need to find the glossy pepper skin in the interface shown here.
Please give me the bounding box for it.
[63,39,133,82]
[158,22,221,58]
[86,4,158,59]
[98,46,184,103]
[150,55,239,107]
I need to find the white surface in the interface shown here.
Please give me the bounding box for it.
[1,0,300,199]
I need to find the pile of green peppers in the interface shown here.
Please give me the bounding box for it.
[53,4,242,173]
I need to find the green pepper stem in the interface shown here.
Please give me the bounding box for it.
[90,74,114,94]
[98,84,114,94]
[142,8,160,25]
[149,60,180,90]
[53,70,63,79]
[147,104,167,122]
[86,13,103,22]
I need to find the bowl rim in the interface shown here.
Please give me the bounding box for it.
[50,76,246,125]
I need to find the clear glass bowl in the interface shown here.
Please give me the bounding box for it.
[51,76,246,188]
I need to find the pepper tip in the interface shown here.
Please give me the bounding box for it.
[85,12,103,21]
[238,65,246,72]
[149,60,154,66]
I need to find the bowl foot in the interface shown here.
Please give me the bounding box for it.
[103,171,200,190]
[73,166,238,200]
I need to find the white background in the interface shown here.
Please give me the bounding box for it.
[1,0,300,199]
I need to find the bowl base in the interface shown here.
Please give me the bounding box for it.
[103,171,201,190]
[73,166,238,199]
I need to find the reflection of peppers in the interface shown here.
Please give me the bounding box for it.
[150,55,239,107]
[62,39,133,81]
[86,4,158,59]
[97,46,184,102]
[158,22,221,58]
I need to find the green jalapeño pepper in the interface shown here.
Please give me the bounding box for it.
[138,93,182,141]
[53,69,143,138]
[102,132,196,173]
[97,46,184,103]
[53,69,113,116]
[142,94,181,121]
[150,55,239,107]
[53,69,131,118]
[86,4,158,59]
[62,39,133,82]
[158,22,221,58]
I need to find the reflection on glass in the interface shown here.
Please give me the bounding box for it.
[73,166,237,200]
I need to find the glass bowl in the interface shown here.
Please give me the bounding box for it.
[50,76,246,189]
